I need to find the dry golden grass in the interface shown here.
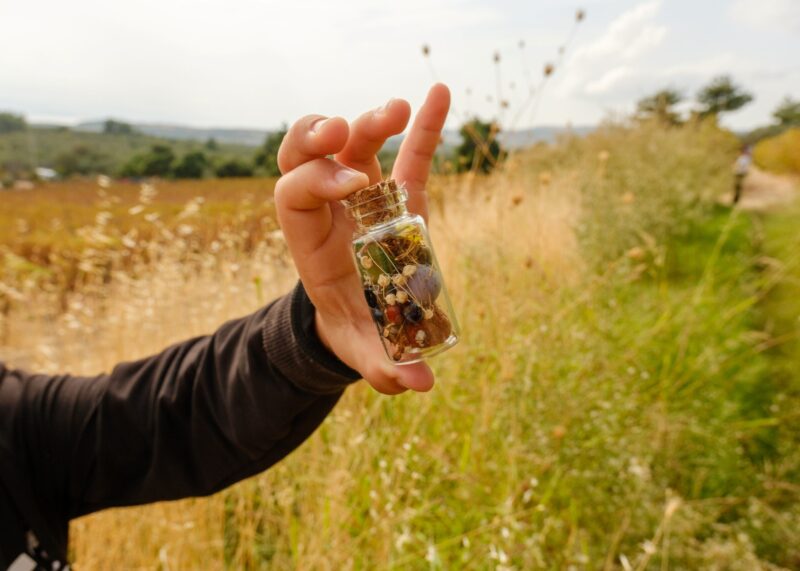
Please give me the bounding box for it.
[0,177,279,307]
[754,127,800,175]
[5,168,584,570]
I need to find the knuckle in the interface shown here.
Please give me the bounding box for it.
[277,115,325,174]
[273,174,292,206]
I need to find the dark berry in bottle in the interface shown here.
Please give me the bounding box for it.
[403,302,423,324]
[364,288,379,309]
[371,306,386,325]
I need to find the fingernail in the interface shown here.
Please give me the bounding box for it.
[334,167,364,186]
[374,98,395,117]
[310,117,329,134]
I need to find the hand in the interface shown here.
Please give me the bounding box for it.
[274,83,451,395]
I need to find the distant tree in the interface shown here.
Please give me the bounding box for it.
[54,144,112,176]
[215,158,253,178]
[377,148,398,173]
[454,118,504,174]
[636,89,683,125]
[173,151,208,179]
[773,96,800,126]
[103,119,136,135]
[205,137,219,151]
[0,112,27,134]
[696,76,753,119]
[120,144,175,177]
[254,125,287,176]
[140,145,175,176]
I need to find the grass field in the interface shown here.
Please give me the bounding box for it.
[1,120,799,569]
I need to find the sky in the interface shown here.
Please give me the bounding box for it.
[1,0,798,132]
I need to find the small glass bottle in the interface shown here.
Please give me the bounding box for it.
[342,179,459,364]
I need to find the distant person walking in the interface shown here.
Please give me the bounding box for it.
[733,146,752,204]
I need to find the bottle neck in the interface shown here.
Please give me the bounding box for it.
[353,204,410,233]
[342,179,410,233]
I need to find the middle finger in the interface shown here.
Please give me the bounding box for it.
[335,98,411,182]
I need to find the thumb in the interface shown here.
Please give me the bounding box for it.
[355,339,435,394]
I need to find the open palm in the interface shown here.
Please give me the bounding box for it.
[274,84,450,395]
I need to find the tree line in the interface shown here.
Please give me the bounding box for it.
[3,75,798,182]
[460,75,799,175]
[635,75,799,135]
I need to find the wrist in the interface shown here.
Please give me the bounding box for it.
[314,309,334,353]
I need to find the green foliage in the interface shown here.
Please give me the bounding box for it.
[636,88,683,125]
[520,119,740,265]
[120,144,176,177]
[215,158,253,178]
[102,119,136,135]
[53,144,112,176]
[697,75,754,118]
[172,151,208,179]
[253,126,287,176]
[773,96,800,126]
[0,112,27,134]
[454,118,504,173]
[0,127,255,179]
[205,137,219,151]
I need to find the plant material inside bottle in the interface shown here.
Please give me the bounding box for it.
[344,180,458,363]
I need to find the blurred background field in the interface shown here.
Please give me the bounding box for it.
[2,118,800,569]
[3,0,800,569]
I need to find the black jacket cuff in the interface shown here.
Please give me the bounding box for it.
[262,282,361,394]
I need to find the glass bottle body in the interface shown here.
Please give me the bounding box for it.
[352,212,459,364]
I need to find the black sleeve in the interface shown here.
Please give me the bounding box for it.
[0,282,361,567]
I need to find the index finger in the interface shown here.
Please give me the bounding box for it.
[278,114,351,174]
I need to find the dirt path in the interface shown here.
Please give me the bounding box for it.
[734,167,799,212]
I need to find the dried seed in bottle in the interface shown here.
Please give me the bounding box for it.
[343,179,459,364]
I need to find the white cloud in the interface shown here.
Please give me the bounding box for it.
[730,0,800,34]
[585,66,633,94]
[558,1,667,99]
[579,1,666,61]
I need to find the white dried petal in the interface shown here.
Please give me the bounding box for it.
[396,291,409,303]
[402,264,417,277]
[391,274,406,286]
[423,308,434,320]
[415,330,426,344]
[360,255,373,269]
[377,274,390,287]
[385,293,397,305]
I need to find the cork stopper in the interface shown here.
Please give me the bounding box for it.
[341,179,408,229]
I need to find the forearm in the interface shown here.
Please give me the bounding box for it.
[68,282,360,514]
[0,283,360,563]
